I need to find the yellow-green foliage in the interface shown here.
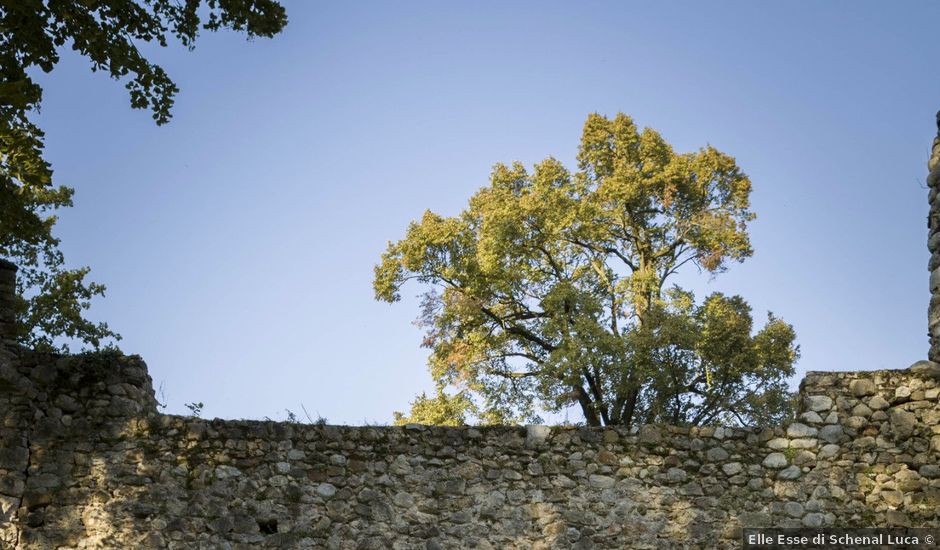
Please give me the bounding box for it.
[376,113,798,427]
[393,388,475,427]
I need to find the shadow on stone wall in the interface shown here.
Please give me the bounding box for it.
[0,348,163,547]
[2,346,940,549]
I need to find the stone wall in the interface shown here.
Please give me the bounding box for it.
[928,111,940,362]
[2,343,940,549]
[0,261,17,345]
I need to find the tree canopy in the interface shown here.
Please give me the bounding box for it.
[377,113,798,427]
[0,0,287,351]
[392,386,474,427]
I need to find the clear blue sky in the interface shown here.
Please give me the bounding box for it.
[33,1,940,423]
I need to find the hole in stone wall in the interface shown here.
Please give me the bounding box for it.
[257,518,278,534]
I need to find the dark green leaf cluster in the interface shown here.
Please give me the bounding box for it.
[0,0,286,351]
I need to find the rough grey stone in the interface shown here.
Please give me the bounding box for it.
[799,411,823,424]
[665,468,687,483]
[588,475,615,489]
[818,425,844,444]
[850,379,877,397]
[784,502,804,518]
[762,453,788,469]
[706,447,730,461]
[802,513,825,528]
[888,408,917,438]
[919,465,940,479]
[786,423,817,438]
[844,416,867,429]
[317,483,337,498]
[805,395,833,412]
[868,395,890,410]
[638,425,661,444]
[909,360,940,378]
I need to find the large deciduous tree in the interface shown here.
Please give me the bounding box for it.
[376,113,798,427]
[1,0,287,351]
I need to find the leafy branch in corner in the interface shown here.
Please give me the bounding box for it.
[0,1,288,351]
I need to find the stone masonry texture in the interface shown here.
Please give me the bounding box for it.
[2,343,940,549]
[928,110,940,362]
[0,261,16,345]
